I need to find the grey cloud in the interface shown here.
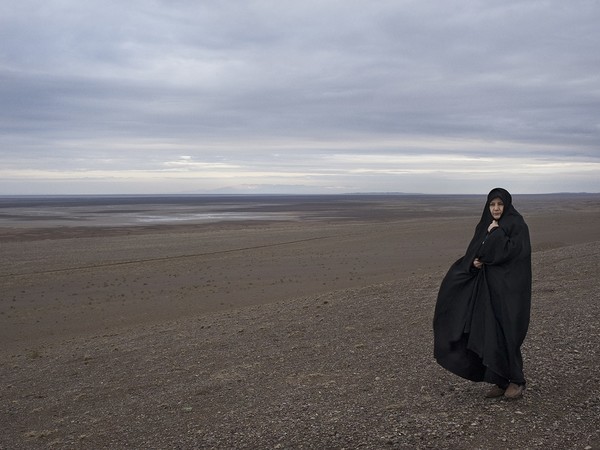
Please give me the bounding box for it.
[1,0,599,194]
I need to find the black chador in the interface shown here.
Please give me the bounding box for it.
[433,188,532,386]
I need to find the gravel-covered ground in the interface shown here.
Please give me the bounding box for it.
[1,240,598,449]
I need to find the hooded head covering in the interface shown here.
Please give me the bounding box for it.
[487,187,511,209]
[473,188,521,239]
[486,187,516,218]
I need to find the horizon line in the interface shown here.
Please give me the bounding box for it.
[1,191,598,198]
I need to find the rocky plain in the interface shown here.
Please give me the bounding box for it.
[1,194,599,449]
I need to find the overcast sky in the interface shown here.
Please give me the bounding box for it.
[1,0,599,195]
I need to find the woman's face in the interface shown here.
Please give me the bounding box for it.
[489,197,504,220]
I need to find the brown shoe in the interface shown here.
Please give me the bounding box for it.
[504,383,525,399]
[485,385,506,398]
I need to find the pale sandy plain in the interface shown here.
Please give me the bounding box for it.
[1,194,599,449]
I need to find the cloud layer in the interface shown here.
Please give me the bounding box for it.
[1,0,599,194]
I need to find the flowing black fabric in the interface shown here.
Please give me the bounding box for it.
[433,188,532,385]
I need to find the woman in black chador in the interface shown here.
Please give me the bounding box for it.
[433,188,531,399]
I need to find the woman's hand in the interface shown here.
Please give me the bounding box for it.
[487,220,499,233]
[473,258,483,269]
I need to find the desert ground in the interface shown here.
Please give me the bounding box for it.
[1,194,599,449]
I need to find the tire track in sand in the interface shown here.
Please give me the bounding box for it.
[1,235,335,278]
